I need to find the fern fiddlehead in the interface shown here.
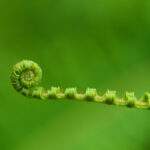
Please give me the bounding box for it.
[10,60,150,110]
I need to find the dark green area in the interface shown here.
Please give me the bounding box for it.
[1,0,150,150]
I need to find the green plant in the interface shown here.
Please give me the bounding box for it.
[10,60,150,110]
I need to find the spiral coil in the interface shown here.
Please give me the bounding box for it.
[10,60,150,110]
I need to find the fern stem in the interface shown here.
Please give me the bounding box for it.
[10,60,150,110]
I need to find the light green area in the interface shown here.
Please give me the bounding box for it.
[0,0,150,150]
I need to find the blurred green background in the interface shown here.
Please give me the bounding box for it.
[1,0,150,150]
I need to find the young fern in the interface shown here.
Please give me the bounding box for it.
[10,60,150,110]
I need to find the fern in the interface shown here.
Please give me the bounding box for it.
[10,60,150,110]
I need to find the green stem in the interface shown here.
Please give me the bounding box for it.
[10,60,150,110]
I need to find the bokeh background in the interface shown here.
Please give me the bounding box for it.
[1,0,150,150]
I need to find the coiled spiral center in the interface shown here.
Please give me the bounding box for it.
[10,60,42,91]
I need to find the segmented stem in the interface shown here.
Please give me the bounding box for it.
[10,60,150,110]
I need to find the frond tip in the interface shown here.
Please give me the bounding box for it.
[10,60,42,91]
[10,60,150,110]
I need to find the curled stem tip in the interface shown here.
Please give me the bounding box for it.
[10,60,150,110]
[10,60,42,91]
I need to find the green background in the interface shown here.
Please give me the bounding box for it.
[1,0,150,150]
